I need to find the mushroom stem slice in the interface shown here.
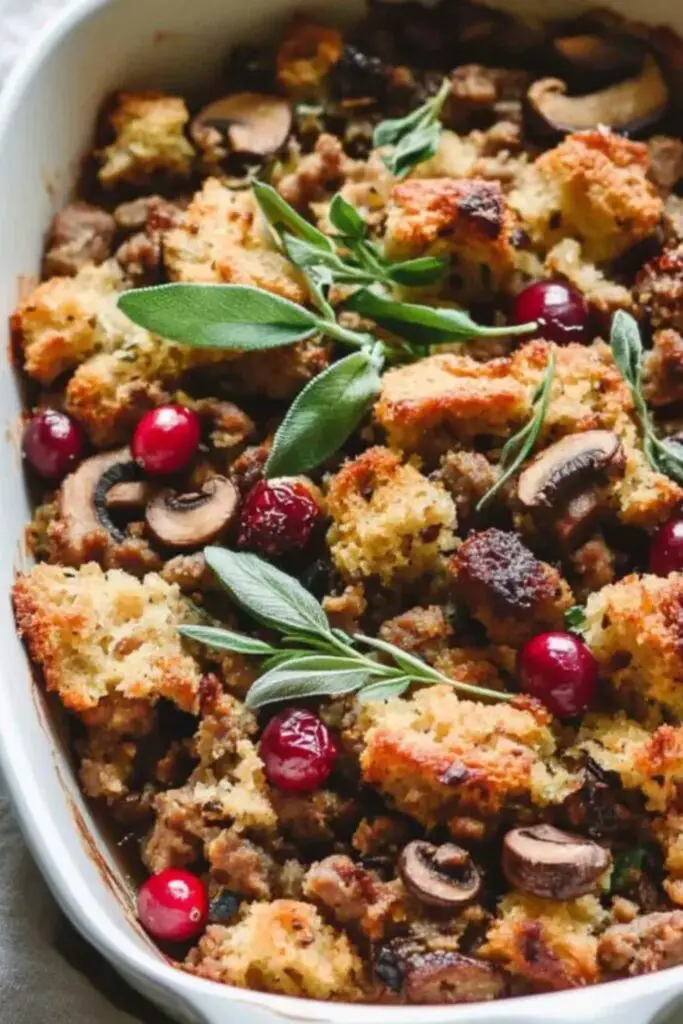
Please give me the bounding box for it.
[502,824,611,900]
[517,430,624,510]
[399,840,482,908]
[527,55,668,136]
[145,476,239,549]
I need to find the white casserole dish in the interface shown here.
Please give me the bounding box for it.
[3,0,683,1021]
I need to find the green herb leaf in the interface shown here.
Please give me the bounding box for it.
[373,103,432,148]
[252,180,333,251]
[373,78,451,179]
[265,348,383,477]
[204,547,330,637]
[355,677,412,702]
[610,310,643,387]
[611,848,646,892]
[564,606,587,634]
[246,666,370,708]
[118,284,318,350]
[179,625,276,655]
[345,288,536,344]
[329,194,367,241]
[386,121,441,179]
[650,437,683,485]
[386,256,448,287]
[477,350,556,511]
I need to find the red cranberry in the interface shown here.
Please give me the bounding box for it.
[518,631,597,718]
[131,405,200,475]
[237,479,320,556]
[259,707,338,792]
[649,517,683,576]
[512,280,590,345]
[137,868,208,942]
[22,409,84,481]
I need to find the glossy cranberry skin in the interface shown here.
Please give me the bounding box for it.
[518,631,598,718]
[649,517,683,576]
[22,409,84,481]
[131,404,201,476]
[137,868,208,943]
[259,708,338,792]
[512,280,590,345]
[237,480,320,556]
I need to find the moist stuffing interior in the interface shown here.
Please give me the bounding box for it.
[13,0,683,1004]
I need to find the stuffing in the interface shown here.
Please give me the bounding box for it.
[653,814,683,905]
[12,562,202,713]
[278,133,352,210]
[450,528,573,645]
[411,129,528,190]
[383,177,519,298]
[98,91,194,186]
[359,685,578,826]
[634,243,683,334]
[326,447,456,584]
[43,202,115,278]
[583,572,683,717]
[437,449,500,524]
[303,855,405,939]
[544,239,633,314]
[647,135,683,195]
[480,893,608,990]
[509,130,662,263]
[644,329,683,406]
[276,19,343,97]
[598,911,683,976]
[185,900,366,999]
[163,176,306,303]
[378,605,453,662]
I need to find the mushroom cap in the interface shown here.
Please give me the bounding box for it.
[402,950,507,1005]
[60,447,133,546]
[191,92,292,158]
[502,824,611,900]
[517,430,624,510]
[145,476,239,549]
[552,33,646,89]
[399,840,482,908]
[526,54,668,137]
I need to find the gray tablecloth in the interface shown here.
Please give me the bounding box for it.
[0,1,171,1019]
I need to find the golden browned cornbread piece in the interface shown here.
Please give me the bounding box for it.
[98,92,194,186]
[598,911,683,977]
[584,572,683,717]
[451,529,573,645]
[12,562,201,713]
[185,900,366,1000]
[653,814,683,905]
[384,177,518,297]
[510,130,662,262]
[326,447,456,585]
[359,685,578,826]
[544,239,633,314]
[163,177,306,303]
[480,893,607,991]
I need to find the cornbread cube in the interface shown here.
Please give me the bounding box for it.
[326,447,456,584]
[98,92,194,186]
[598,911,683,977]
[13,562,201,713]
[359,685,578,826]
[185,900,366,1000]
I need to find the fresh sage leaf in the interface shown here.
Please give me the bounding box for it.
[252,180,333,251]
[373,77,451,179]
[610,309,643,386]
[204,547,330,637]
[355,677,412,702]
[386,256,448,287]
[265,348,383,477]
[246,666,370,708]
[118,284,318,350]
[611,848,646,892]
[564,605,587,634]
[373,103,431,148]
[329,194,367,241]
[179,625,276,655]
[651,437,683,485]
[386,121,441,179]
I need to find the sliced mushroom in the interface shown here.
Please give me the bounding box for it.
[555,488,602,548]
[92,459,148,541]
[399,841,481,908]
[190,93,292,163]
[503,824,611,900]
[105,479,153,510]
[60,448,134,547]
[527,54,668,138]
[518,430,624,510]
[401,950,507,1005]
[145,476,239,549]
[552,34,646,89]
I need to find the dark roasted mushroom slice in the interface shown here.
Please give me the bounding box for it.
[517,430,624,510]
[190,92,292,164]
[94,460,148,541]
[145,476,239,549]
[526,54,668,138]
[105,479,152,510]
[60,448,134,546]
[551,34,646,89]
[401,950,506,1005]
[502,824,611,900]
[399,841,481,908]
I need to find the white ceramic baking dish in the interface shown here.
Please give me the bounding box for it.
[3,0,683,1021]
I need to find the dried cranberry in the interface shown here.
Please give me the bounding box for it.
[131,404,200,476]
[237,479,320,557]
[137,868,208,942]
[259,707,338,792]
[511,280,590,345]
[22,409,84,481]
[649,517,683,576]
[518,631,597,718]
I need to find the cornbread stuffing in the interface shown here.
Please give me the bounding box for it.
[13,0,683,1007]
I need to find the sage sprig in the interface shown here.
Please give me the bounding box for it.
[181,547,513,709]
[374,77,451,179]
[476,351,556,511]
[610,310,683,484]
